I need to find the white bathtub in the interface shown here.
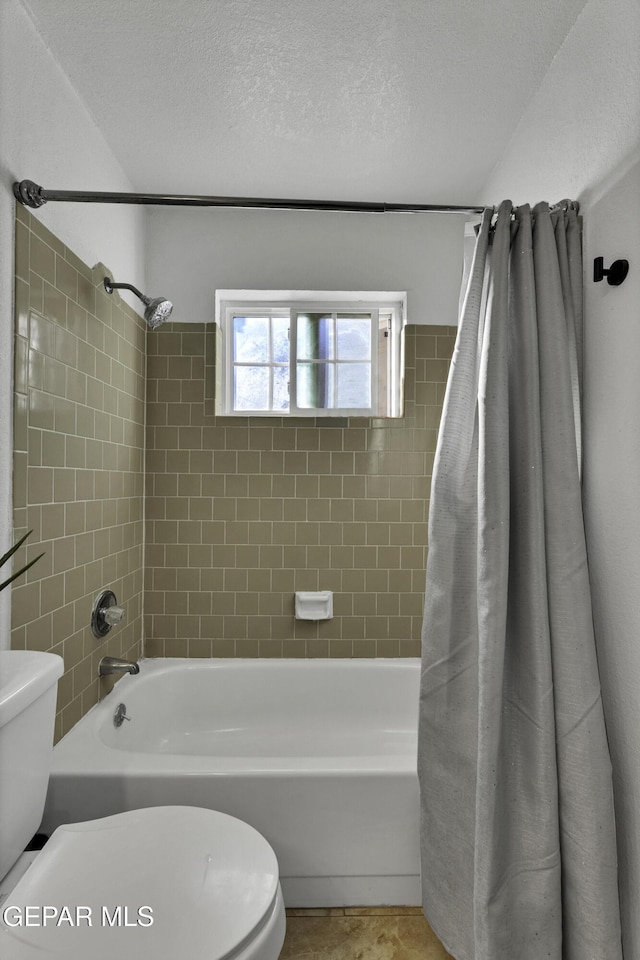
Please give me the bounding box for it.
[43,658,421,907]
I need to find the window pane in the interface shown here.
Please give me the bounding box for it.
[234,366,269,410]
[233,317,269,363]
[337,315,371,360]
[336,363,371,407]
[296,362,334,409]
[272,367,290,411]
[272,318,290,363]
[297,314,334,360]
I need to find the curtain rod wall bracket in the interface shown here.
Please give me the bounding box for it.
[13,180,47,208]
[12,179,486,216]
[593,256,629,286]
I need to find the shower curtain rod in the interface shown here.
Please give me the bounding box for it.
[13,179,486,216]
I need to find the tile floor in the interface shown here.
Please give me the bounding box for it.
[280,907,454,959]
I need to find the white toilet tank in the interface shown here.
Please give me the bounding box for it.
[0,651,64,880]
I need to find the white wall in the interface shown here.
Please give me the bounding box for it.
[480,0,640,206]
[146,206,465,326]
[0,0,147,647]
[582,152,640,960]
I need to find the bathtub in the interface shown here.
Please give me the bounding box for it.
[42,658,421,907]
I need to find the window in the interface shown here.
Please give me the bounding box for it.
[215,292,406,418]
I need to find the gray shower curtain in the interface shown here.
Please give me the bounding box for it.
[418,200,622,960]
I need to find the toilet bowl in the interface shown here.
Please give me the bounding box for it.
[0,652,285,960]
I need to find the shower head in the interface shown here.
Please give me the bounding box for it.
[103,278,173,329]
[142,296,174,329]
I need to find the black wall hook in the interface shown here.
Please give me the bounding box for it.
[593,257,629,286]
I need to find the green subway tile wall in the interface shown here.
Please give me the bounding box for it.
[12,207,145,741]
[144,323,455,658]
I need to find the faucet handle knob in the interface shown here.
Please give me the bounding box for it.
[91,589,125,638]
[102,604,125,626]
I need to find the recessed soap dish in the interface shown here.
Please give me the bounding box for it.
[295,591,333,620]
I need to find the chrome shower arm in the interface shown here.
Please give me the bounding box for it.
[103,278,149,305]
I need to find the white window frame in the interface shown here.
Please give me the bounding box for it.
[215,290,406,418]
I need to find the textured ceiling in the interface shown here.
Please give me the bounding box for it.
[22,0,590,204]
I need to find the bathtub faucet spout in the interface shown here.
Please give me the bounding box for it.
[98,656,140,678]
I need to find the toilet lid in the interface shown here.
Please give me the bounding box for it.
[0,806,280,960]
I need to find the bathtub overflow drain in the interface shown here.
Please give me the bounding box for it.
[113,703,131,728]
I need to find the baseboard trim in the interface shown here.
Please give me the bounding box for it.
[281,874,421,908]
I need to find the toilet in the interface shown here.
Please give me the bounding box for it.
[0,650,286,960]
